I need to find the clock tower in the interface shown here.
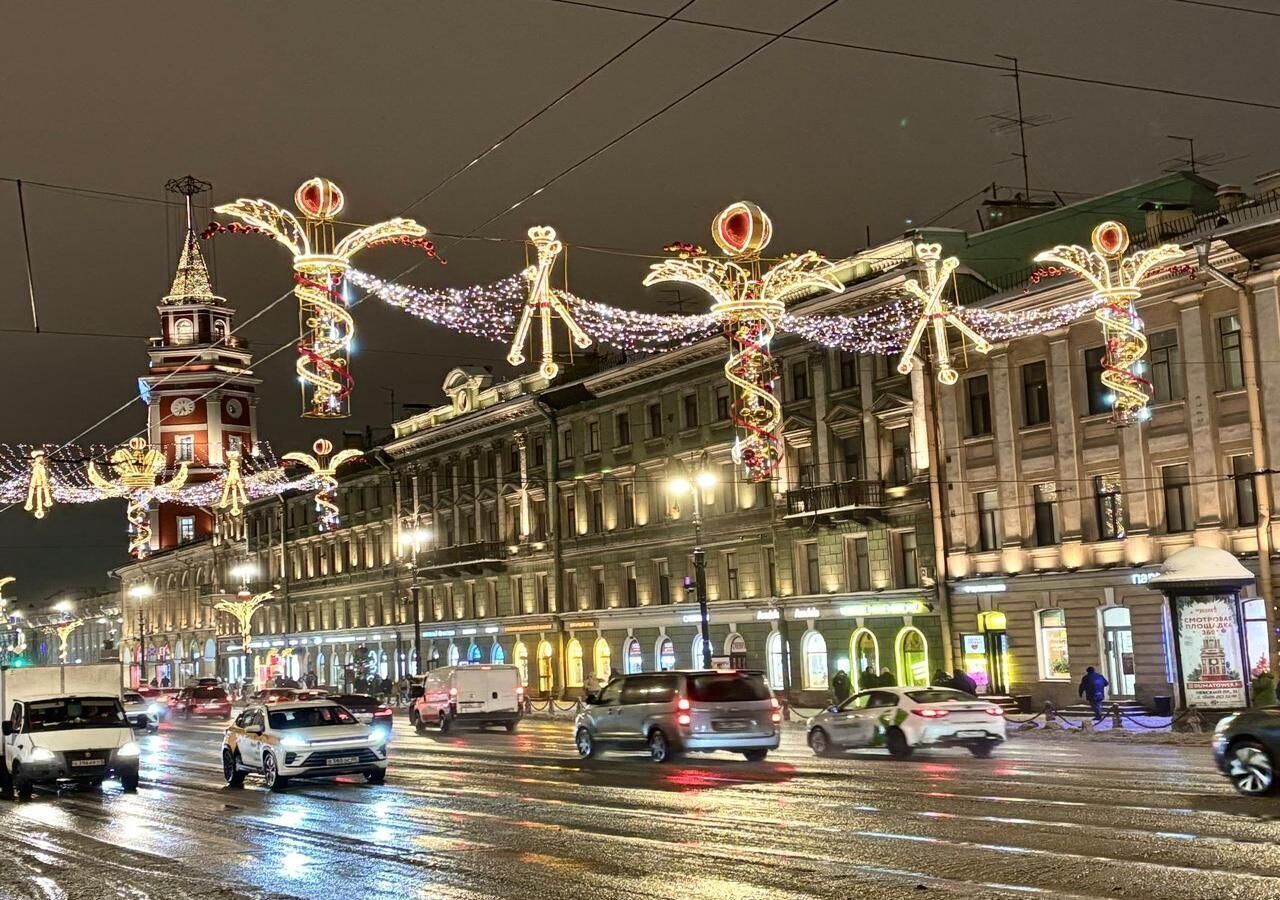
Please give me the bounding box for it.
[142,176,260,551]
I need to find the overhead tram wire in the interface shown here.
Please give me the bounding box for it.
[541,0,1280,112]
[1170,0,1280,17]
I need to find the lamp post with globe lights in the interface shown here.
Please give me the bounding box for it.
[398,526,431,675]
[668,453,717,669]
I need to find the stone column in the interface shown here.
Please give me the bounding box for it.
[1176,294,1221,526]
[1049,334,1084,540]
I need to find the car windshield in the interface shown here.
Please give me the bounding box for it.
[25,698,126,731]
[268,705,357,729]
[122,693,144,704]
[906,689,975,704]
[332,695,377,709]
[193,688,227,700]
[688,673,771,703]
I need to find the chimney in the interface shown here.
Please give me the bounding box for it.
[1216,184,1248,211]
[1254,170,1280,198]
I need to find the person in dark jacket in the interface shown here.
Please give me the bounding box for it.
[860,666,878,689]
[951,669,978,696]
[878,667,896,687]
[1078,666,1109,721]
[931,670,952,689]
[831,669,852,704]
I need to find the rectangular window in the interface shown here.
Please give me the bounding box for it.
[1022,361,1050,426]
[511,575,525,615]
[647,402,663,438]
[1234,454,1258,527]
[802,542,820,594]
[227,434,243,455]
[1148,329,1182,403]
[793,444,815,486]
[508,442,520,473]
[714,386,731,422]
[177,515,195,543]
[587,421,600,454]
[724,551,739,601]
[891,428,910,484]
[1162,463,1192,533]
[847,536,870,591]
[1084,346,1109,415]
[593,568,606,609]
[615,411,631,447]
[1037,608,1071,681]
[896,531,919,589]
[977,490,1000,551]
[1219,315,1244,390]
[561,428,574,460]
[840,437,863,481]
[533,437,545,467]
[839,351,859,390]
[563,493,577,536]
[589,487,603,534]
[791,362,810,400]
[683,393,699,429]
[566,569,579,610]
[619,482,635,529]
[1033,482,1058,546]
[623,563,637,608]
[656,559,671,605]
[175,435,194,463]
[535,573,549,613]
[718,463,736,512]
[763,546,777,597]
[967,375,992,436]
[1095,474,1125,540]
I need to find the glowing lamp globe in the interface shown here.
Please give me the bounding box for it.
[295,177,345,221]
[1091,220,1129,257]
[712,201,772,257]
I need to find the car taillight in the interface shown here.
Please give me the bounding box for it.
[516,686,524,696]
[677,713,691,726]
[770,711,781,723]
[986,707,1005,717]
[376,706,391,715]
[910,708,950,719]
[677,697,690,711]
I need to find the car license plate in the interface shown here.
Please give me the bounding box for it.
[956,730,986,738]
[713,719,749,732]
[71,758,103,767]
[326,756,359,766]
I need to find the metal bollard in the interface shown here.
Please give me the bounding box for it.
[1110,703,1122,729]
[1043,700,1063,730]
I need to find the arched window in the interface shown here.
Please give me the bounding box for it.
[536,640,554,694]
[447,644,460,667]
[377,650,389,679]
[802,631,829,689]
[1035,609,1069,681]
[657,637,676,671]
[512,641,528,685]
[896,626,930,687]
[468,643,483,664]
[850,628,880,691]
[566,639,584,688]
[491,642,505,665]
[691,635,707,668]
[173,318,195,345]
[725,633,747,657]
[593,637,611,682]
[766,631,785,690]
[624,638,643,674]
[1243,598,1270,676]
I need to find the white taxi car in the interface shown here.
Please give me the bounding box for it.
[221,700,389,791]
[806,687,1006,759]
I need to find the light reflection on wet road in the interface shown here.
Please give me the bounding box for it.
[0,718,1277,899]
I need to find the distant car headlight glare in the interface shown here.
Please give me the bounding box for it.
[30,747,56,762]
[369,725,390,744]
[117,741,141,758]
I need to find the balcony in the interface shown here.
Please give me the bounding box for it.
[416,541,507,576]
[784,479,887,522]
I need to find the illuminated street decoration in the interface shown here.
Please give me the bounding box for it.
[215,589,274,661]
[212,177,439,418]
[896,243,992,385]
[53,618,82,663]
[283,439,362,531]
[507,226,592,379]
[219,450,249,518]
[87,438,189,559]
[24,449,52,519]
[1035,221,1183,426]
[645,201,842,481]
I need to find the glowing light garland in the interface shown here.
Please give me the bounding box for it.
[896,244,992,385]
[507,227,592,379]
[645,201,843,482]
[282,439,362,532]
[212,177,438,419]
[1035,221,1183,426]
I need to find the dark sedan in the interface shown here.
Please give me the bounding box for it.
[1213,709,1280,796]
[330,694,394,731]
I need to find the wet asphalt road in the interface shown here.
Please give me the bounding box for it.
[0,716,1277,900]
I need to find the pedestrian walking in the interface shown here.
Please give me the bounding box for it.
[831,668,851,704]
[160,675,170,688]
[1078,666,1109,721]
[951,669,977,696]
[583,671,602,701]
[1252,670,1276,707]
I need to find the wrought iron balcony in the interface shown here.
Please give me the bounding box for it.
[416,541,507,575]
[784,479,887,521]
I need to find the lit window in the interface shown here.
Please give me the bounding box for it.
[447,644,459,667]
[468,643,482,664]
[766,631,785,690]
[802,631,828,690]
[1095,474,1125,540]
[593,637,611,682]
[657,637,676,671]
[177,516,196,544]
[512,642,528,685]
[1244,598,1271,677]
[624,638,643,674]
[850,629,879,691]
[1037,609,1070,680]
[536,640,553,694]
[175,435,194,463]
[491,642,505,665]
[566,639,584,687]
[896,626,930,687]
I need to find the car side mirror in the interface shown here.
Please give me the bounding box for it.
[827,705,840,713]
[1,722,12,737]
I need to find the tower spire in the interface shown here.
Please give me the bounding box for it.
[163,175,222,305]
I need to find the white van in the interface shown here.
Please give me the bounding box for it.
[410,665,522,733]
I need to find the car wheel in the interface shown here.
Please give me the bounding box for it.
[743,749,769,762]
[364,768,386,785]
[505,721,517,733]
[1227,739,1277,797]
[223,750,246,788]
[263,752,289,792]
[648,728,673,763]
[13,764,32,801]
[438,712,451,734]
[968,741,995,759]
[808,727,835,757]
[120,767,139,793]
[414,719,427,735]
[885,727,913,760]
[575,727,595,759]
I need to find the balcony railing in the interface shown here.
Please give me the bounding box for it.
[416,541,507,572]
[785,479,885,517]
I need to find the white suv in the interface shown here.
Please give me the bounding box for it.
[222,701,389,791]
[806,687,1006,759]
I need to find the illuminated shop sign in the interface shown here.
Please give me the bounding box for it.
[838,600,929,618]
[1130,570,1159,586]
[422,629,456,639]
[791,607,821,620]
[955,581,1007,594]
[755,609,780,621]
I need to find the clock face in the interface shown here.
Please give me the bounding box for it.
[225,398,243,419]
[170,397,196,417]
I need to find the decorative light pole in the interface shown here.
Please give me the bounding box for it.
[215,587,275,690]
[128,583,153,684]
[398,526,431,676]
[668,453,718,668]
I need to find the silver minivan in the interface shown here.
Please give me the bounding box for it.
[573,670,780,763]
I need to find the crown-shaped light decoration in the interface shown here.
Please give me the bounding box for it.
[1035,221,1183,426]
[507,226,592,379]
[213,178,439,418]
[645,201,842,482]
[87,437,189,558]
[896,243,992,385]
[283,439,362,531]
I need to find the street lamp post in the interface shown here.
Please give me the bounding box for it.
[128,583,153,685]
[669,453,717,669]
[399,527,430,676]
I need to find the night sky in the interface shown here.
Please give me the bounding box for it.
[1,0,1276,603]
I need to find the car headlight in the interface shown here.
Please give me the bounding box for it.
[117,741,141,758]
[279,735,308,748]
[29,747,56,762]
[147,703,164,716]
[369,726,390,744]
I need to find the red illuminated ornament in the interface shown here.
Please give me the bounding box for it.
[712,201,772,257]
[294,177,344,221]
[1092,220,1129,257]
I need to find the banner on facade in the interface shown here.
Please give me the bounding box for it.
[1175,595,1247,709]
